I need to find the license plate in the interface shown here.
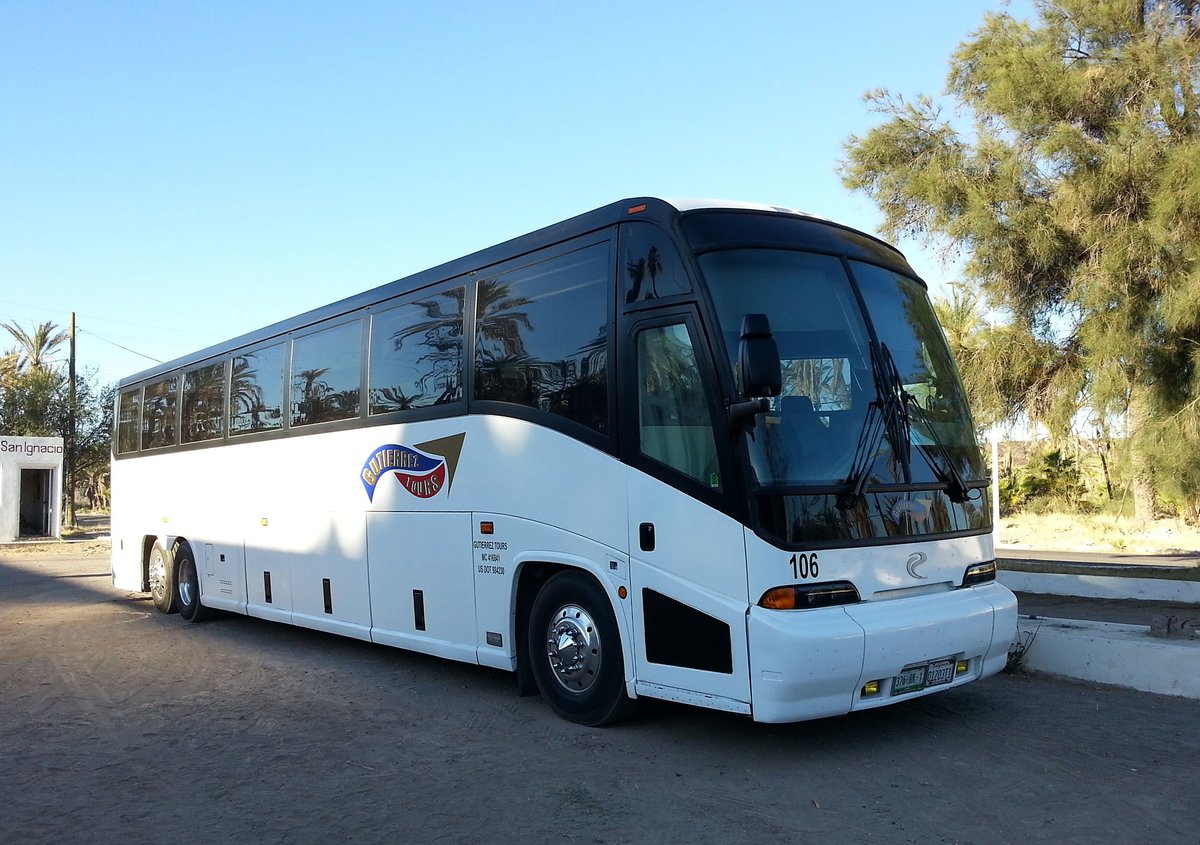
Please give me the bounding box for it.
[892,659,956,695]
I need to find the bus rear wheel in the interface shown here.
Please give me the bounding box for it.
[527,571,634,726]
[175,542,213,623]
[148,542,177,614]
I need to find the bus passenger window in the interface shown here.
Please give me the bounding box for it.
[181,361,227,443]
[141,376,178,450]
[229,343,286,436]
[291,320,363,427]
[369,288,464,414]
[636,323,719,487]
[474,243,609,434]
[116,388,141,454]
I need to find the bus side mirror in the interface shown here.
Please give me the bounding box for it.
[738,314,782,398]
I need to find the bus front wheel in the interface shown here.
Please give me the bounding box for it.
[175,542,213,623]
[527,571,634,726]
[148,542,177,614]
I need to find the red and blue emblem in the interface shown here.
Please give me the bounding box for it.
[360,433,465,502]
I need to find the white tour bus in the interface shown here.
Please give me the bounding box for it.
[111,198,1016,725]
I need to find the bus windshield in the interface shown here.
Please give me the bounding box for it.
[699,247,989,543]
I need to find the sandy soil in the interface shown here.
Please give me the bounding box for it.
[1,552,1197,844]
[997,512,1200,555]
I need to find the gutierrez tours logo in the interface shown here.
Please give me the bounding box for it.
[360,433,465,501]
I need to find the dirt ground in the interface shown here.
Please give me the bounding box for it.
[1,548,1198,845]
[997,511,1200,555]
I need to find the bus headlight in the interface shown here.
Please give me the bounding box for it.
[961,560,997,587]
[758,581,860,610]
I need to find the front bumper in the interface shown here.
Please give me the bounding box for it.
[747,582,1017,723]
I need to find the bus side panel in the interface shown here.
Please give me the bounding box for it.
[367,511,477,664]
[286,511,372,642]
[470,513,632,675]
[245,513,296,625]
[199,540,246,614]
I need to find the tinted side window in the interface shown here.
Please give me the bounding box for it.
[291,320,363,427]
[230,343,286,436]
[181,361,227,444]
[636,323,719,487]
[474,243,610,434]
[621,222,691,305]
[116,389,141,454]
[369,287,464,414]
[141,376,178,450]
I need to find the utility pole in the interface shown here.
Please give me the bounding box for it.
[67,311,77,529]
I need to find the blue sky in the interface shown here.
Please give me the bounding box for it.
[1,0,1032,385]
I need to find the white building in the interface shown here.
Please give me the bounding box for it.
[0,435,64,542]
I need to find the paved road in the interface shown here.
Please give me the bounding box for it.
[2,552,1198,844]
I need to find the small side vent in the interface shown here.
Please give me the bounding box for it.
[263,572,273,604]
[413,590,426,631]
[322,578,333,614]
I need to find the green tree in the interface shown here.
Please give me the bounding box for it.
[842,0,1200,522]
[0,320,114,520]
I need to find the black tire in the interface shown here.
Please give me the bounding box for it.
[527,571,635,726]
[175,542,213,623]
[148,542,177,614]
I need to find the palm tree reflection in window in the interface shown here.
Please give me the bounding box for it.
[370,288,466,414]
[229,346,284,435]
[474,269,609,434]
[182,362,226,443]
[293,367,332,425]
[626,245,664,303]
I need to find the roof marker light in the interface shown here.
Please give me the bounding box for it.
[627,204,647,215]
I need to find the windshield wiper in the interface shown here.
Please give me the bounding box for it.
[837,341,910,509]
[900,393,971,503]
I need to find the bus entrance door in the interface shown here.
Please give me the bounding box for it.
[627,477,751,714]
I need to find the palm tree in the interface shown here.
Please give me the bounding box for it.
[2,321,68,373]
[0,347,20,385]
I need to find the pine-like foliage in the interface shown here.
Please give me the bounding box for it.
[842,0,1200,519]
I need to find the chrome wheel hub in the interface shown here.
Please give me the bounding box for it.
[178,560,194,606]
[149,551,167,601]
[545,604,601,693]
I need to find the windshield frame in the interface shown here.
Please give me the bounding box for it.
[680,209,991,547]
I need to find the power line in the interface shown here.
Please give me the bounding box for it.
[78,326,164,362]
[0,299,213,337]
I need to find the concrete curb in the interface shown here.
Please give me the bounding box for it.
[1016,616,1200,700]
[998,569,1200,603]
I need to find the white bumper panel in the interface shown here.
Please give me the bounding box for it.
[748,583,1016,723]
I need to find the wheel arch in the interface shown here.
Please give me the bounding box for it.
[512,554,635,700]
